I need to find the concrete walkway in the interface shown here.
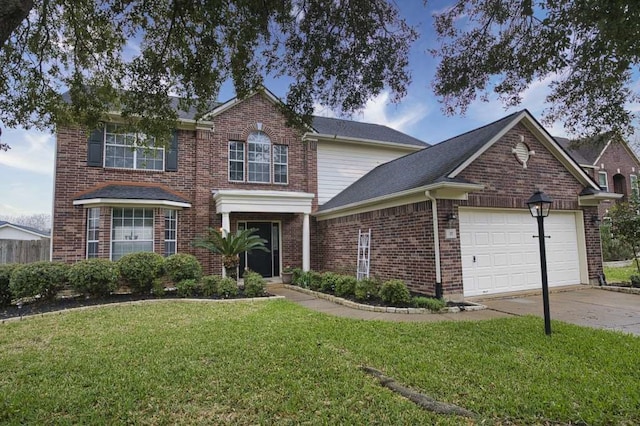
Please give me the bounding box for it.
[267,285,511,323]
[268,284,640,335]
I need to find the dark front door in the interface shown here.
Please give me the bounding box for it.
[239,222,275,277]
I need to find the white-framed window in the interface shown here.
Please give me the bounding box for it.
[86,207,100,258]
[248,131,271,183]
[631,174,639,198]
[164,209,177,256]
[111,207,154,261]
[104,124,164,170]
[229,141,245,182]
[273,145,288,184]
[598,171,609,192]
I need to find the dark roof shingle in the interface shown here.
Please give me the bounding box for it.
[75,185,189,204]
[319,111,523,211]
[311,116,427,147]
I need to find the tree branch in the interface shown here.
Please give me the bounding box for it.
[0,0,33,47]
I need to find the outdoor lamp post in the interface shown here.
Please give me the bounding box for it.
[526,190,553,335]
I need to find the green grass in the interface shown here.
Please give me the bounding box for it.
[604,264,640,283]
[1,300,639,425]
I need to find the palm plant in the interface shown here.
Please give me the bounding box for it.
[193,228,269,280]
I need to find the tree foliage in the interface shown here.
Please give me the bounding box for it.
[431,0,640,136]
[609,199,640,273]
[0,0,416,143]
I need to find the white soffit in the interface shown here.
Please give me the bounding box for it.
[213,190,315,214]
[73,198,192,208]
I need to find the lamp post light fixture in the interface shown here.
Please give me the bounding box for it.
[526,190,553,336]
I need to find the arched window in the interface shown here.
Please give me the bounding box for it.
[247,131,271,183]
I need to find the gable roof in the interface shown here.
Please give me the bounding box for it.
[311,116,427,148]
[556,135,640,169]
[0,221,50,238]
[318,110,599,213]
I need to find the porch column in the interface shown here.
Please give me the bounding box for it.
[221,212,230,237]
[302,213,310,271]
[221,212,230,277]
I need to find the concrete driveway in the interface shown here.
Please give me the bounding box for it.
[481,287,640,335]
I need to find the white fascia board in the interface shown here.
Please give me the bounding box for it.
[308,133,425,152]
[73,198,192,208]
[212,190,315,214]
[448,111,600,190]
[314,182,485,221]
[578,192,624,206]
[592,139,612,166]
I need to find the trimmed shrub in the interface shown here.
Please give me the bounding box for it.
[117,252,164,294]
[0,264,21,306]
[152,280,166,297]
[320,272,340,293]
[307,271,323,291]
[201,275,220,297]
[216,277,238,298]
[244,271,266,297]
[164,253,202,283]
[176,279,201,297]
[69,259,119,298]
[10,261,69,301]
[379,279,411,306]
[631,274,640,288]
[291,268,305,287]
[354,277,381,301]
[601,223,634,261]
[413,296,446,312]
[335,275,357,298]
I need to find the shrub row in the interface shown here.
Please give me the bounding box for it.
[289,269,445,310]
[174,271,266,298]
[0,252,206,304]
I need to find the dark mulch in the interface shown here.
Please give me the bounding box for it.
[1,291,273,321]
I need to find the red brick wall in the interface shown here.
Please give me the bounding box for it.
[586,141,640,217]
[52,93,316,274]
[317,123,604,297]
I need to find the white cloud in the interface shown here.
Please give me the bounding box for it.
[0,128,55,175]
[313,91,430,134]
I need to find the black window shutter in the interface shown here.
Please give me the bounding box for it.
[165,130,178,171]
[87,128,104,167]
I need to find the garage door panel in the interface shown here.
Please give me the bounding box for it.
[461,209,582,297]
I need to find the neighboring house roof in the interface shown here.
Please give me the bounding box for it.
[73,184,191,208]
[311,116,427,148]
[554,137,593,166]
[319,110,598,212]
[0,221,50,238]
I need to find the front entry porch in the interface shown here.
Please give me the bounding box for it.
[212,189,315,277]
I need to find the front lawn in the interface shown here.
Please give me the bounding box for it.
[1,300,639,424]
[604,263,639,284]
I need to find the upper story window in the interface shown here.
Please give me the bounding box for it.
[631,174,639,198]
[104,124,164,171]
[598,171,609,192]
[228,131,288,184]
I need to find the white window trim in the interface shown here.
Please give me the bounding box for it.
[110,207,155,261]
[228,141,245,182]
[598,171,609,192]
[273,144,289,185]
[103,124,165,171]
[631,174,639,197]
[164,209,178,256]
[86,207,100,259]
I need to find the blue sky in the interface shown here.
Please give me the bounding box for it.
[0,1,582,216]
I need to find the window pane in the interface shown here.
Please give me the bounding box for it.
[104,124,164,170]
[112,208,154,260]
[247,132,270,183]
[229,142,245,181]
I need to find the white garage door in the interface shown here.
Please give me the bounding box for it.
[460,209,582,297]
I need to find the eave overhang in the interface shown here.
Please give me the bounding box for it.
[212,190,315,214]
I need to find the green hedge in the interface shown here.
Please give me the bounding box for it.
[0,264,21,306]
[244,271,266,297]
[10,261,69,301]
[164,254,202,283]
[379,279,411,306]
[69,259,119,297]
[117,252,164,294]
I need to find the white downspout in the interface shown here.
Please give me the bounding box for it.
[425,191,442,293]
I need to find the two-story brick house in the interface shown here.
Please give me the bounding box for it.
[53,91,614,300]
[556,136,636,217]
[52,88,425,277]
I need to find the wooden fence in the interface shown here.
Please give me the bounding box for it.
[0,239,50,264]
